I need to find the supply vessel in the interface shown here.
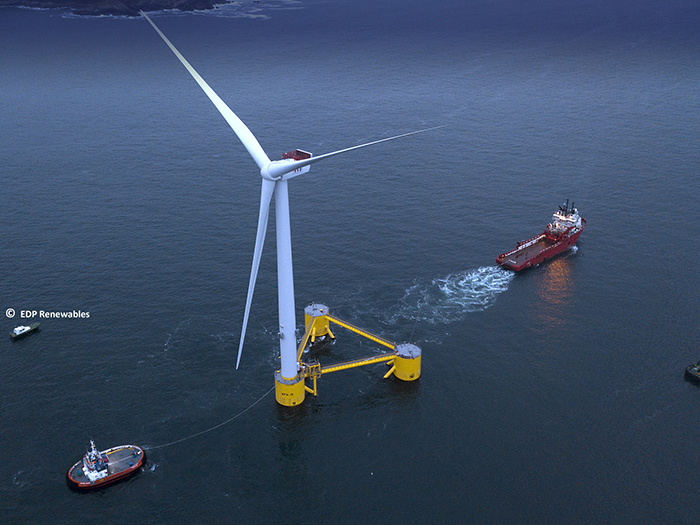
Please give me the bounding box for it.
[66,440,145,491]
[497,200,586,271]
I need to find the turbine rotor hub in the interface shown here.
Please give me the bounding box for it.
[260,163,281,181]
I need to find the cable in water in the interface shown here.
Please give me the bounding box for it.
[145,386,275,450]
[408,316,419,344]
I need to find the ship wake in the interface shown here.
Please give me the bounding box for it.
[388,266,514,325]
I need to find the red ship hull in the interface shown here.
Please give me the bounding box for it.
[497,218,586,271]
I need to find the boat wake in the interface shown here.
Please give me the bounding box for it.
[388,266,514,325]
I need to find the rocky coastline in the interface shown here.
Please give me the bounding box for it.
[0,0,225,17]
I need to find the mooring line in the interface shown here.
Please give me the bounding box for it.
[145,386,275,450]
[408,316,419,344]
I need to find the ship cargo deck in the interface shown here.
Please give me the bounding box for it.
[499,236,550,266]
[103,446,142,475]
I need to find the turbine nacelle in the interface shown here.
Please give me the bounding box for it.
[262,150,313,181]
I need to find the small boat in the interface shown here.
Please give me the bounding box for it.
[9,323,40,340]
[685,362,700,384]
[66,440,146,491]
[497,200,586,271]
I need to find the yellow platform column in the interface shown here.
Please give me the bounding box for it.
[304,303,335,343]
[393,343,422,381]
[275,370,306,407]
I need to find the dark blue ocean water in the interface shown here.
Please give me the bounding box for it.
[1,0,699,522]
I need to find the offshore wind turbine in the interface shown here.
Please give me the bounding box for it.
[142,12,436,405]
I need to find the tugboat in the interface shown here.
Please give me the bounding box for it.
[685,361,700,384]
[10,323,40,340]
[66,440,146,491]
[497,200,586,271]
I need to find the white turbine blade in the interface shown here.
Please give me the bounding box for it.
[237,178,276,369]
[141,11,271,170]
[268,125,445,180]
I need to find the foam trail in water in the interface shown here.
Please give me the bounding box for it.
[389,266,514,325]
